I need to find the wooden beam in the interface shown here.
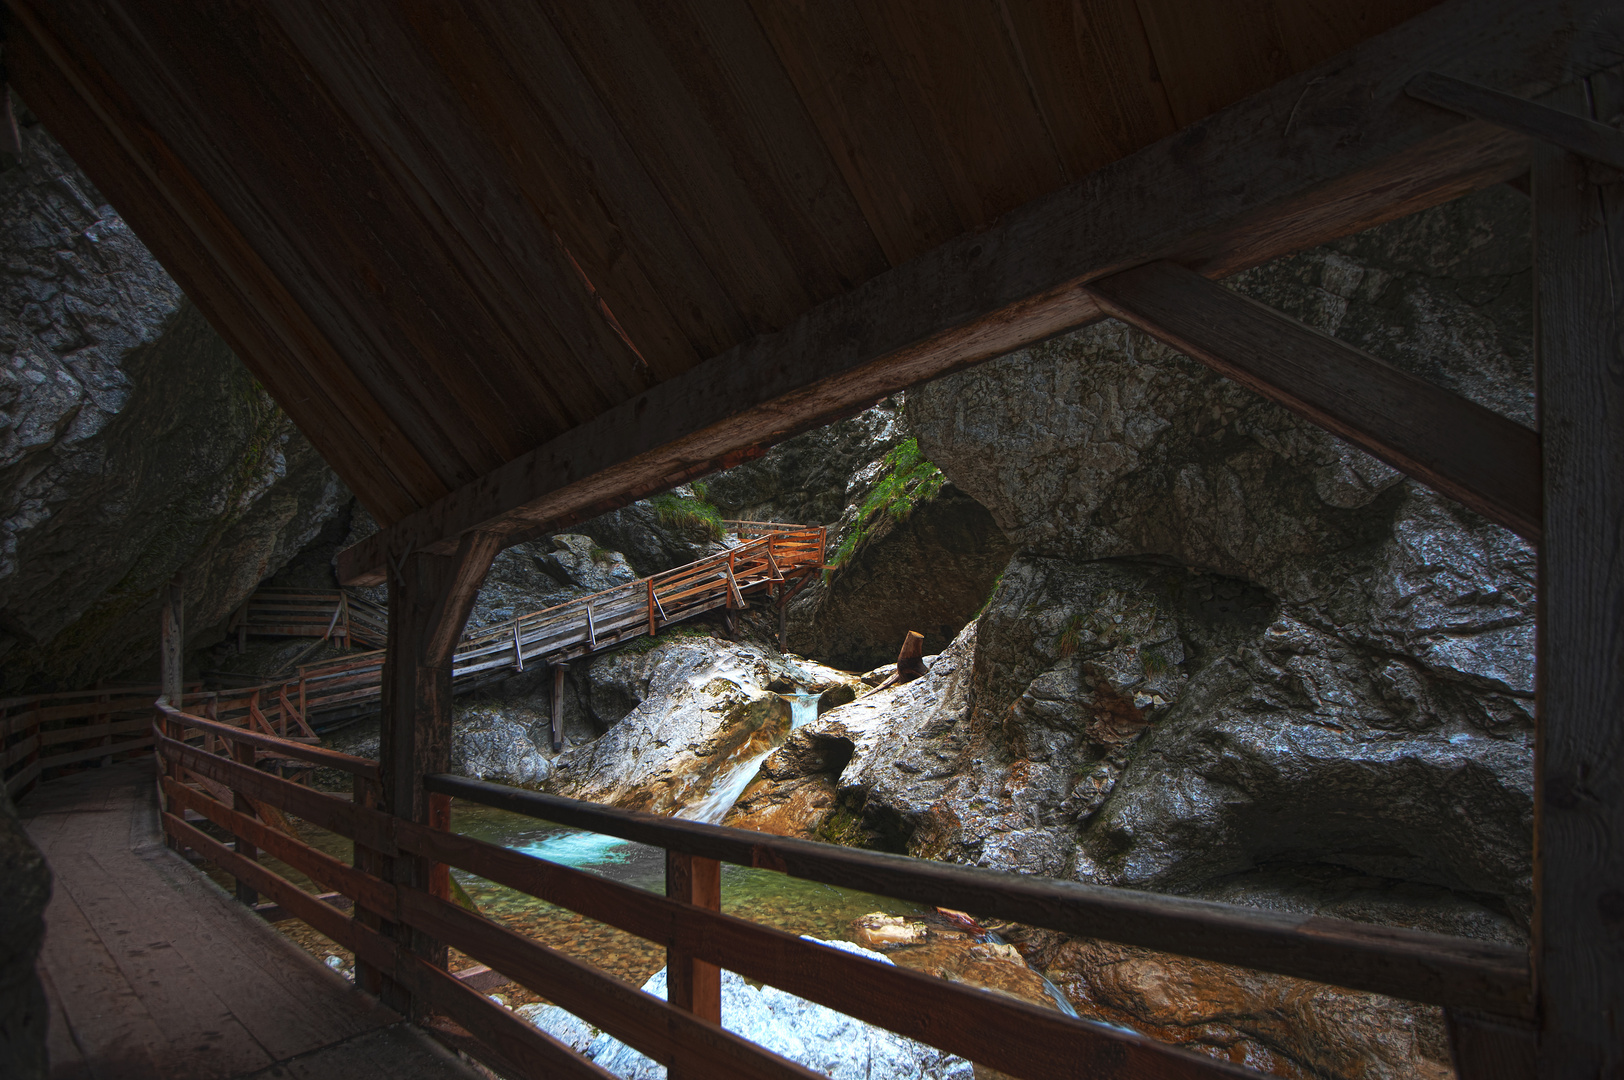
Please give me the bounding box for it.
[1530,75,1624,1079]
[1408,71,1624,171]
[420,530,500,669]
[334,0,1620,584]
[429,774,1530,1018]
[377,544,478,1015]
[1085,261,1542,541]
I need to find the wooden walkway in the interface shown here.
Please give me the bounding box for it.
[20,758,482,1080]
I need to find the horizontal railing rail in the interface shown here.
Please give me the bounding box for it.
[427,775,1532,1019]
[1,683,204,799]
[149,704,1531,1080]
[151,716,1260,1080]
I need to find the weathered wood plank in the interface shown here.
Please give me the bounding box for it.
[428,774,1531,1016]
[1086,260,1542,540]
[337,0,1601,584]
[1408,71,1624,171]
[163,778,397,918]
[1530,74,1624,1079]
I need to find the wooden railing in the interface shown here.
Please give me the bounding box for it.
[1,684,203,801]
[200,522,826,732]
[152,703,1531,1080]
[231,588,389,650]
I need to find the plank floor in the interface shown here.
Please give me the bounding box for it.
[20,759,482,1080]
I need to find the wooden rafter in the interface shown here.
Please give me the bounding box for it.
[335,0,1613,584]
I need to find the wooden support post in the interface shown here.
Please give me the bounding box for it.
[550,665,566,752]
[377,530,498,1017]
[230,739,259,906]
[778,598,788,655]
[350,771,387,998]
[159,574,184,847]
[160,574,184,707]
[646,579,657,638]
[665,849,722,1038]
[1529,75,1624,1080]
[896,631,926,682]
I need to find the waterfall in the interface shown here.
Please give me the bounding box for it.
[675,692,822,825]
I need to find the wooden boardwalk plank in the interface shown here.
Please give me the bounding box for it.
[20,761,481,1080]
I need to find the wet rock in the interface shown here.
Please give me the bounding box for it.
[536,534,637,593]
[449,702,555,787]
[543,634,859,817]
[703,401,906,527]
[849,913,928,950]
[724,727,855,838]
[1024,936,1452,1079]
[518,942,973,1080]
[0,790,48,1080]
[788,484,1013,672]
[0,117,347,690]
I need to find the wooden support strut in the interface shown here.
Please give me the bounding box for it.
[1528,73,1624,1080]
[1085,261,1542,542]
[1407,71,1624,172]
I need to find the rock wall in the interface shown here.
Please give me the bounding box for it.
[0,114,348,691]
[738,185,1534,1078]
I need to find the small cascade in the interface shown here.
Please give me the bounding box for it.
[675,690,822,826]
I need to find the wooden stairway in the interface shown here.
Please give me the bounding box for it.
[199,521,826,734]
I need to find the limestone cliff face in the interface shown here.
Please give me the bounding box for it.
[0,117,347,691]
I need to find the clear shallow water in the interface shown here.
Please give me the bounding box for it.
[449,799,929,988]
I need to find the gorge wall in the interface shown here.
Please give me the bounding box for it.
[0,111,348,692]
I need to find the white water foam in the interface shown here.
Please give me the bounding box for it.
[675,692,822,825]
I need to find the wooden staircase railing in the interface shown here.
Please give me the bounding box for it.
[150,704,1531,1080]
[205,522,826,732]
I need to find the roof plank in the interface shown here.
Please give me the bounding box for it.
[339,0,1577,584]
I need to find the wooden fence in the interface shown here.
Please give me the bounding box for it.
[1,684,203,801]
[151,702,1530,1080]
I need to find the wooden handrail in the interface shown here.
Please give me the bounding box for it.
[426,774,1532,1019]
[154,702,380,779]
[154,735,1254,1080]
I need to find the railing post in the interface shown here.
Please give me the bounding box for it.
[665,849,722,1039]
[229,738,259,906]
[350,770,389,998]
[377,531,498,1018]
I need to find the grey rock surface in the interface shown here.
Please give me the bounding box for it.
[0,118,347,690]
[702,400,906,526]
[788,483,1012,672]
[0,790,49,1080]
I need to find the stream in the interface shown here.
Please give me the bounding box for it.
[259,689,1083,1022]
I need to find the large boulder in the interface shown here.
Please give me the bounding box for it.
[544,633,858,817]
[0,115,347,691]
[786,481,1012,673]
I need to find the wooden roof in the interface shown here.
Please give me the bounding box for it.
[4,0,1599,583]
